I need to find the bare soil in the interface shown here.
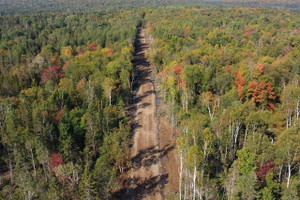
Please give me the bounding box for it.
[116,28,179,199]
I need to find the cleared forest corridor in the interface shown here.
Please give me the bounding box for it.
[123,28,167,199]
[128,28,165,199]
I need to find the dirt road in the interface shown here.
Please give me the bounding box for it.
[117,27,179,200]
[126,28,166,200]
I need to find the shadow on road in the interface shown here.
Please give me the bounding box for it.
[131,145,174,171]
[115,26,172,200]
[114,174,169,200]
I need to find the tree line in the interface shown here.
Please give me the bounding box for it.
[1,0,299,15]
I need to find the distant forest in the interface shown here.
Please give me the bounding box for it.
[0,0,299,14]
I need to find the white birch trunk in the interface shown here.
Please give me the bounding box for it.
[287,163,291,188]
[179,152,183,200]
[193,165,197,200]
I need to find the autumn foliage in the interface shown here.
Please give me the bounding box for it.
[55,109,64,122]
[173,63,183,76]
[255,63,265,75]
[247,81,276,110]
[50,153,64,169]
[77,48,85,55]
[76,79,86,96]
[90,43,97,51]
[234,71,245,100]
[256,161,275,184]
[42,65,64,82]
[244,31,251,37]
[225,65,232,73]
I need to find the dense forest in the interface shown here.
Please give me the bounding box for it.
[0,2,299,200]
[146,7,300,199]
[0,9,145,199]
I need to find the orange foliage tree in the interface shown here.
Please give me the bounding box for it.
[234,71,245,100]
[247,81,276,110]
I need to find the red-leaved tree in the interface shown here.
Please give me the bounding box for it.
[42,65,64,83]
[257,161,275,184]
[50,153,63,170]
[244,32,251,37]
[90,43,97,51]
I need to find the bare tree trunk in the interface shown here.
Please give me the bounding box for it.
[207,104,213,121]
[193,165,197,200]
[179,153,183,200]
[287,163,291,188]
[234,121,240,145]
[279,165,283,182]
[244,125,248,145]
[183,171,187,200]
[200,168,204,200]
